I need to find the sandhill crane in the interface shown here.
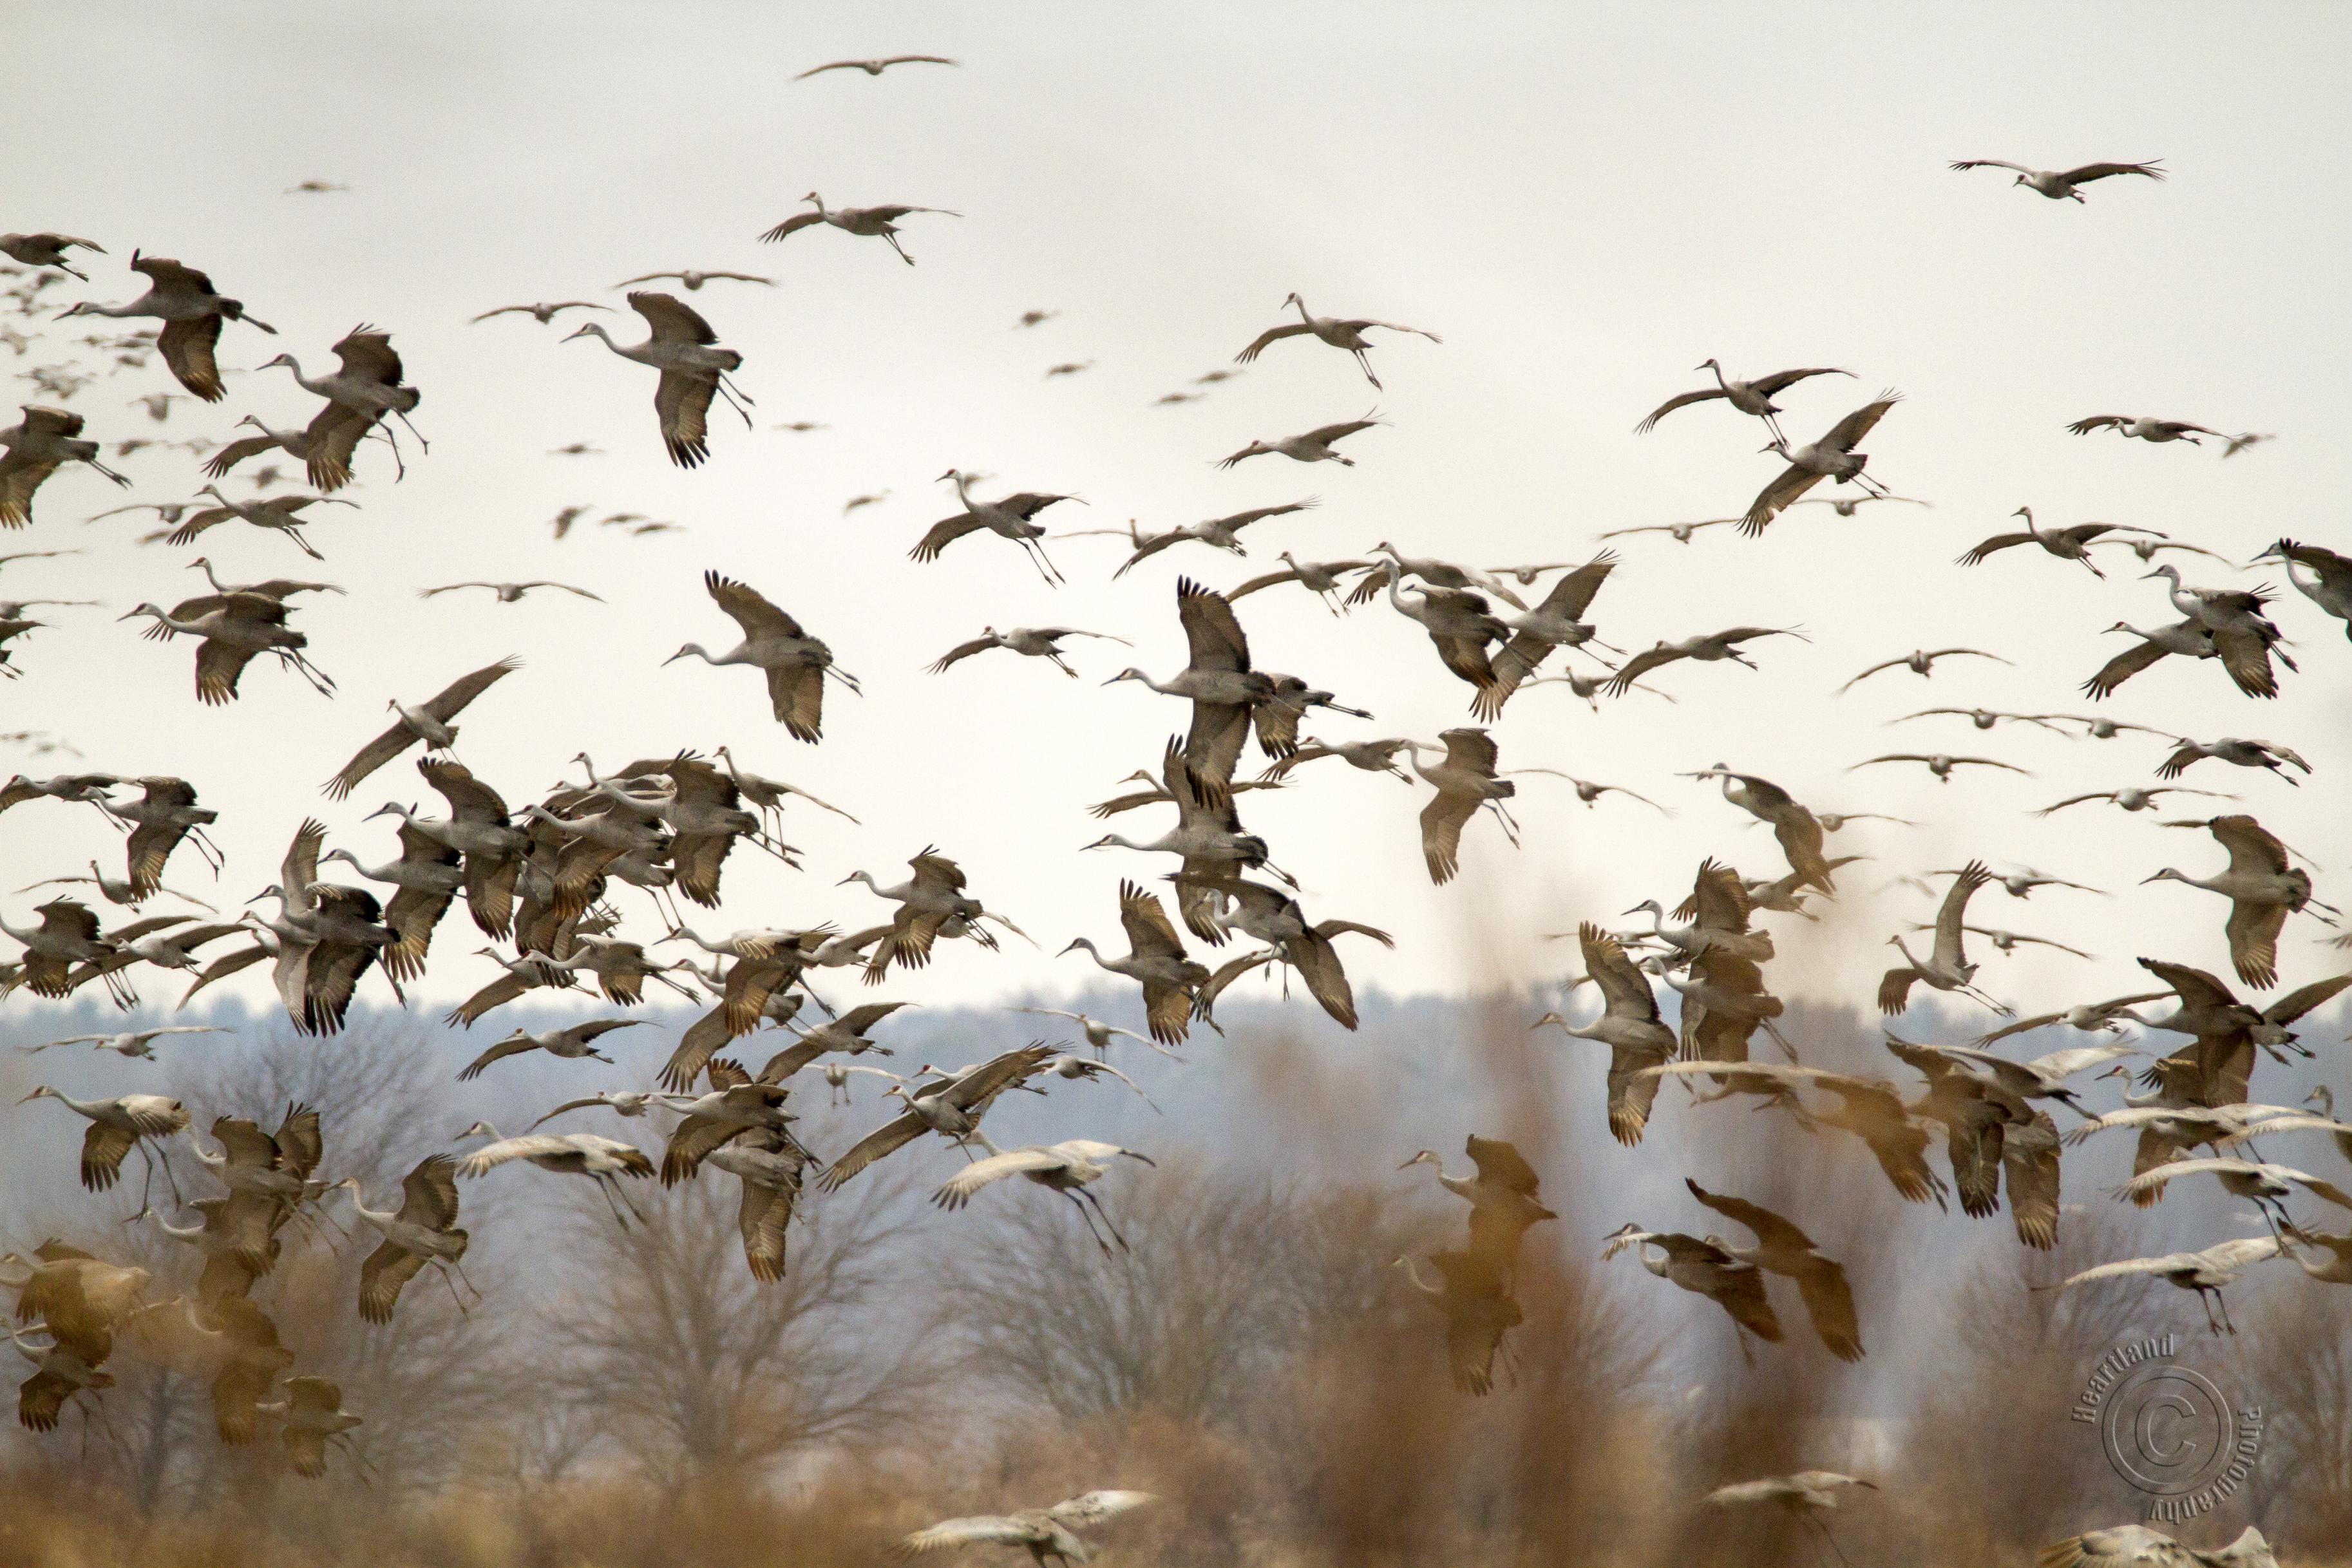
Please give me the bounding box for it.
[1478,553,1618,716]
[1966,512,2163,580]
[1010,1007,1177,1060]
[1410,729,1515,884]
[1369,549,1508,702]
[1235,294,1439,389]
[758,193,959,264]
[611,269,772,292]
[17,1025,220,1061]
[2082,618,2224,701]
[2038,1525,2263,1568]
[1682,1180,1863,1361]
[1881,862,2004,1013]
[1103,578,1280,788]
[1258,737,1414,782]
[471,301,605,325]
[160,486,362,559]
[1217,411,1382,469]
[0,233,104,279]
[821,1043,1054,1190]
[913,469,1079,585]
[934,1139,1156,1252]
[1399,1136,1556,1266]
[1061,882,1210,1044]
[1644,1061,1948,1206]
[1897,707,2066,734]
[713,746,858,831]
[900,1491,1156,1567]
[1605,626,1806,696]
[1975,992,2167,1048]
[1042,361,1092,379]
[2042,1236,2283,1335]
[2143,564,2295,698]
[10,856,213,914]
[669,571,850,742]
[3,897,123,996]
[1532,925,1676,1144]
[1950,157,2165,200]
[2120,1157,2352,1242]
[1,405,129,524]
[1182,870,1390,1029]
[457,1019,636,1082]
[931,625,1129,677]
[1635,361,1854,442]
[1085,741,1275,934]
[1743,393,1902,533]
[1680,765,1839,894]
[15,1084,189,1199]
[2143,814,2333,988]
[456,1121,654,1225]
[751,1000,913,1082]
[1015,309,1059,328]
[120,590,332,704]
[843,848,1024,982]
[323,657,518,800]
[1838,646,2009,692]
[1602,1223,1782,1358]
[842,489,889,515]
[2256,538,2352,639]
[200,412,387,483]
[1066,500,1316,576]
[256,325,424,487]
[564,293,747,467]
[1224,552,1374,612]
[1627,862,1774,966]
[58,254,274,401]
[1792,493,1931,517]
[797,53,958,78]
[334,1156,473,1321]
[421,580,603,604]
[183,1107,325,1245]
[1345,545,1531,609]
[2159,737,2310,785]
[1597,516,1738,545]
[1849,753,2031,784]
[1705,1473,1878,1563]
[692,1122,811,1281]
[2070,414,2223,445]
[1955,925,2092,959]
[2277,1220,2352,1286]
[1393,1249,1522,1394]
[253,1375,363,1478]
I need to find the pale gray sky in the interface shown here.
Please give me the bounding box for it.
[3,1,2347,1017]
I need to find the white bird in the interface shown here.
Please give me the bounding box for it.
[900,1491,1157,1567]
[1217,412,1382,469]
[932,1139,1156,1252]
[2040,1236,2286,1335]
[1949,157,2165,202]
[17,1025,220,1061]
[1704,1472,1878,1562]
[454,1120,654,1227]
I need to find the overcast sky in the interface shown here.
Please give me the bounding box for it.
[3,1,2347,1021]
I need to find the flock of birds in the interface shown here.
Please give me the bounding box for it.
[0,61,2346,1563]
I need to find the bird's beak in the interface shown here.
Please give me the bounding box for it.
[1056,940,1081,956]
[14,1090,43,1105]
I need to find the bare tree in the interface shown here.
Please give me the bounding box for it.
[2237,1277,2352,1545]
[548,1157,940,1486]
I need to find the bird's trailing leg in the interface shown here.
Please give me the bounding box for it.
[883,232,916,266]
[1064,1190,1114,1255]
[714,378,757,431]
[1351,349,1382,391]
[435,1260,471,1317]
[1805,1516,1854,1568]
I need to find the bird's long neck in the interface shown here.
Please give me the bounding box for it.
[1291,296,1313,323]
[1705,362,1730,391]
[77,301,138,319]
[145,1210,202,1241]
[1398,1256,1443,1296]
[469,1122,502,1142]
[1890,934,1924,969]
